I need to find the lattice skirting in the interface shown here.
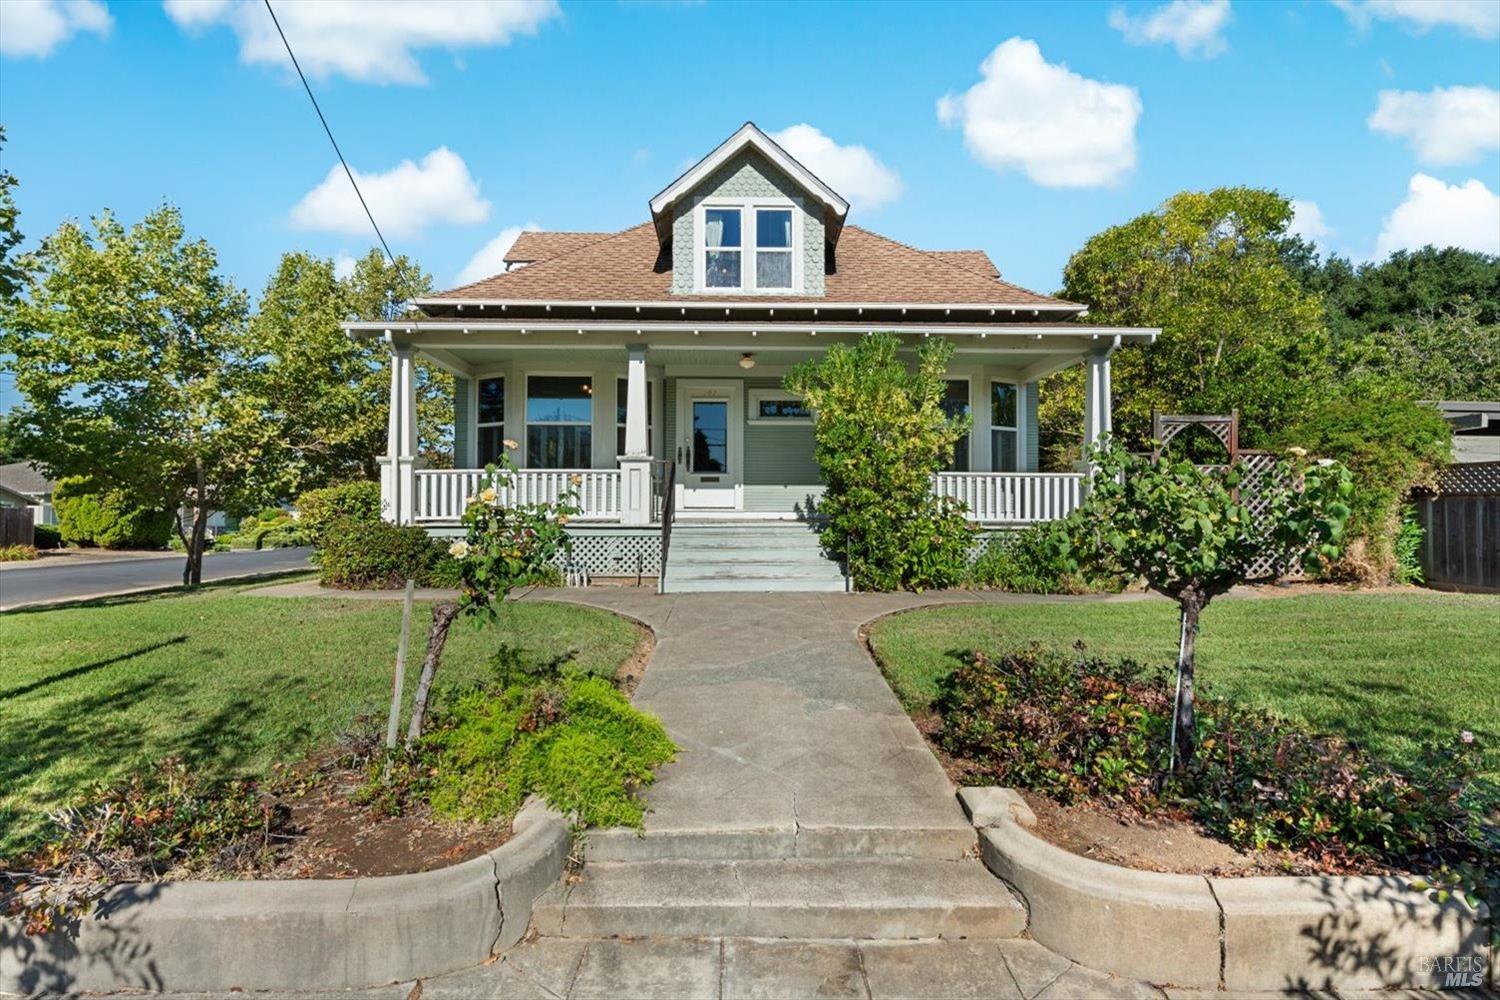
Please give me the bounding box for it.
[559,527,662,580]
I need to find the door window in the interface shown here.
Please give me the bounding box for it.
[691,400,729,474]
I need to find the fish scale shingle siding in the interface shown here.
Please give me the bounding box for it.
[670,149,825,296]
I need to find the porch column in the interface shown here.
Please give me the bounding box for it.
[618,344,653,525]
[1082,348,1113,458]
[379,345,419,524]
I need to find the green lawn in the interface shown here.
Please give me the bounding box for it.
[0,585,643,858]
[867,591,1500,794]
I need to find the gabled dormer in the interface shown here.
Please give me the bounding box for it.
[650,123,850,297]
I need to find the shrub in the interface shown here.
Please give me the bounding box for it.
[318,517,438,589]
[53,476,174,549]
[966,517,1123,594]
[1272,388,1449,582]
[297,481,382,545]
[937,644,1493,878]
[0,544,38,561]
[786,333,975,591]
[32,523,61,550]
[1394,503,1424,585]
[3,760,289,934]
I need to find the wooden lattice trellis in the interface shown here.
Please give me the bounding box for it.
[1151,411,1303,581]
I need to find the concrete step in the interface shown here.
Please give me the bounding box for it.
[661,576,849,593]
[665,560,846,579]
[668,535,829,552]
[585,819,975,862]
[532,858,1026,940]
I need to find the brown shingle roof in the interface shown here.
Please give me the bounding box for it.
[434,223,1074,308]
[504,231,614,265]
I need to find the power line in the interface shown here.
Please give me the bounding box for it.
[262,0,397,269]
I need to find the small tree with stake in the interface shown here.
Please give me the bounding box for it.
[403,450,578,742]
[1068,439,1352,770]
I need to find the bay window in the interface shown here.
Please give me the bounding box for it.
[476,377,506,464]
[526,375,592,468]
[991,381,1018,472]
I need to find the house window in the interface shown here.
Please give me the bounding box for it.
[526,375,592,468]
[616,378,654,456]
[476,377,506,465]
[991,381,1018,472]
[942,379,970,472]
[700,204,797,292]
[704,208,742,289]
[755,209,793,289]
[747,388,811,423]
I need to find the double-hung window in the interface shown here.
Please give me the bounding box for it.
[526,376,592,468]
[476,377,506,464]
[615,377,654,457]
[942,380,970,472]
[991,381,1018,472]
[701,205,795,291]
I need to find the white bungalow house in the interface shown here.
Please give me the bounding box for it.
[345,123,1158,591]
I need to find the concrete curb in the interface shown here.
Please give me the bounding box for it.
[961,786,1493,992]
[0,798,570,995]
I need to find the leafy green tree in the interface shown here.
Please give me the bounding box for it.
[2,206,285,584]
[785,333,973,591]
[0,126,25,306]
[1068,440,1353,768]
[0,413,26,464]
[1354,302,1500,401]
[1054,188,1331,454]
[253,248,453,488]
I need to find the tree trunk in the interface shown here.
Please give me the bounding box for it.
[406,601,459,745]
[183,460,208,586]
[1171,595,1202,772]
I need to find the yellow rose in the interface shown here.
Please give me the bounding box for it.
[480,487,497,503]
[448,540,470,559]
[503,438,519,450]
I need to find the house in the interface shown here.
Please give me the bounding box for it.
[344,123,1158,590]
[0,461,56,525]
[1434,401,1500,465]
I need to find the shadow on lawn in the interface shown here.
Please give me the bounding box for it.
[1,637,188,700]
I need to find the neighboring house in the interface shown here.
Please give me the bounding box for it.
[0,461,56,525]
[1435,401,1500,465]
[344,123,1159,589]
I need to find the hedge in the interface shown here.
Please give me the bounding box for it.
[53,477,174,550]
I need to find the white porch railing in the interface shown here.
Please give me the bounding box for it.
[932,472,1085,524]
[413,469,622,522]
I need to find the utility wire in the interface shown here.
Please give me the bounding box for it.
[263,0,397,270]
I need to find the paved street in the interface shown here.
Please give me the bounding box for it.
[0,547,313,610]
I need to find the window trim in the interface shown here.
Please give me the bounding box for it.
[990,379,1019,473]
[693,196,802,294]
[524,373,594,469]
[747,388,812,424]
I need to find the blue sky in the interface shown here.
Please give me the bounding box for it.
[1,0,1497,325]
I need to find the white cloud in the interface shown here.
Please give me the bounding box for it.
[769,124,904,212]
[1289,199,1334,242]
[0,0,111,58]
[333,252,357,280]
[937,38,1142,188]
[290,147,491,238]
[1368,85,1500,165]
[1333,0,1499,39]
[1109,0,1231,58]
[162,0,559,85]
[455,223,540,286]
[1374,173,1500,259]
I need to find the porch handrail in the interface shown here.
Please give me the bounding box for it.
[932,471,1085,524]
[656,458,677,594]
[413,468,622,522]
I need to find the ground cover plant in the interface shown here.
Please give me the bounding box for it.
[964,515,1125,594]
[0,585,642,859]
[865,593,1500,800]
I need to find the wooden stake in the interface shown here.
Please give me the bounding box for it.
[385,579,415,750]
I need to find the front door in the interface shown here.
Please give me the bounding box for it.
[676,379,743,509]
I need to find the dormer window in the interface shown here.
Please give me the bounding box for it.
[697,202,799,292]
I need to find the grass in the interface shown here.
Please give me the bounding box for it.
[866,591,1500,794]
[0,584,644,859]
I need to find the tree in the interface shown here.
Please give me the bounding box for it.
[1349,302,1500,401]
[1068,440,1352,769]
[1054,187,1331,454]
[0,126,25,306]
[253,248,453,489]
[785,333,973,591]
[2,206,285,584]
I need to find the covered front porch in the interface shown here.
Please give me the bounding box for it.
[369,328,1124,530]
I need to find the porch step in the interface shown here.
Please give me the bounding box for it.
[531,858,1026,940]
[663,524,847,594]
[585,816,975,862]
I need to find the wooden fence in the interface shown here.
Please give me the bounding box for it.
[0,507,35,547]
[1416,462,1499,593]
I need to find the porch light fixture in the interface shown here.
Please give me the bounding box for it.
[739,353,756,370]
